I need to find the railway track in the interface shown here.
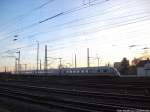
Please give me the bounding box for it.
[1,79,150,96]
[0,82,149,111]
[0,85,131,112]
[0,76,150,112]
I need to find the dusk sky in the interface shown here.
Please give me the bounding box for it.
[0,0,150,71]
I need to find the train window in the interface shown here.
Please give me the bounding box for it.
[76,70,78,73]
[103,69,108,72]
[85,70,88,73]
[97,69,101,72]
[81,70,84,73]
[88,69,91,73]
[73,70,76,73]
[77,70,80,73]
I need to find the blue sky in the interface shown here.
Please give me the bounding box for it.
[0,0,150,71]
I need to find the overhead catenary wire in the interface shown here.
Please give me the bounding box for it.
[43,22,150,53]
[0,0,55,32]
[3,9,150,46]
[38,12,64,24]
[5,12,147,46]
[0,0,147,42]
[33,0,54,11]
[1,0,150,44]
[0,0,150,55]
[1,15,150,56]
[1,16,150,54]
[0,0,100,37]
[0,0,109,42]
[2,0,144,35]
[1,0,150,69]
[46,34,150,55]
[36,14,150,46]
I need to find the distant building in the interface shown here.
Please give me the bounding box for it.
[114,62,121,70]
[137,60,150,76]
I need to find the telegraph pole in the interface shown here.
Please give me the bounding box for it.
[37,41,39,74]
[44,45,48,74]
[87,48,90,67]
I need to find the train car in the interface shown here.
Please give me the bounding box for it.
[18,66,120,76]
[61,66,120,76]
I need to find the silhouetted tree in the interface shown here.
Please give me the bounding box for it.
[120,57,129,75]
[132,57,141,66]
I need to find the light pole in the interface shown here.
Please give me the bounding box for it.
[15,58,18,73]
[40,59,42,70]
[75,54,77,68]
[36,41,39,74]
[16,51,20,73]
[87,48,90,68]
[44,45,48,74]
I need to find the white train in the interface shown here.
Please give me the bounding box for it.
[20,66,120,76]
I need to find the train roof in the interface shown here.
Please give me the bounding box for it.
[62,66,114,69]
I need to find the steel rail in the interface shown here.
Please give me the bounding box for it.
[0,83,149,109]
